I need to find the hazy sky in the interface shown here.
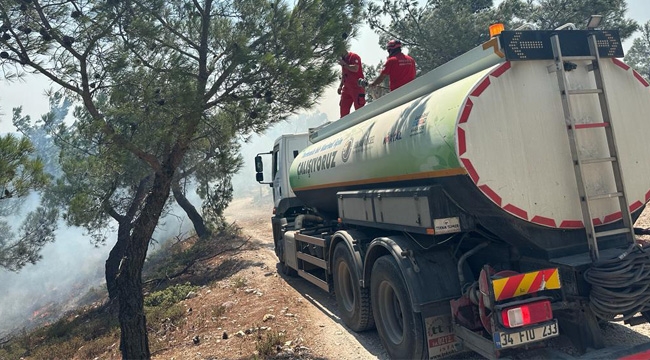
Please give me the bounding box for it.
[1,0,650,130]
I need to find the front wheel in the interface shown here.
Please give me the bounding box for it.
[371,255,425,359]
[333,243,374,331]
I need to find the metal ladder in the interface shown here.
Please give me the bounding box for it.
[550,33,636,261]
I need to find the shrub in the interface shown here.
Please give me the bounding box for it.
[144,282,199,307]
[255,330,286,357]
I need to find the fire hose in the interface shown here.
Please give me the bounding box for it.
[584,238,650,321]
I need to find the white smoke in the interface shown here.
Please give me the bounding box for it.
[0,111,328,339]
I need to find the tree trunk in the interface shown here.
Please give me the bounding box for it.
[172,182,211,238]
[105,222,130,301]
[116,162,177,359]
[117,253,149,359]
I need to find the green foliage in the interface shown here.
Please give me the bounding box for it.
[366,0,638,73]
[367,0,495,72]
[0,134,49,198]
[625,20,650,80]
[144,282,199,307]
[0,207,59,271]
[0,0,363,355]
[255,330,286,357]
[0,131,57,271]
[13,92,73,178]
[232,276,248,289]
[0,307,120,360]
[505,0,638,38]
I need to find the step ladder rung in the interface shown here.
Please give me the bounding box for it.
[579,157,616,164]
[570,122,609,130]
[595,228,631,238]
[297,251,327,269]
[298,269,329,292]
[562,56,597,61]
[587,192,623,201]
[566,89,603,95]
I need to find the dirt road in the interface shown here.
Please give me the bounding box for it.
[217,197,650,360]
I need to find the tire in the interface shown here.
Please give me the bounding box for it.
[371,255,425,360]
[333,243,374,332]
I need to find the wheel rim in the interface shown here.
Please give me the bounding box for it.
[378,280,404,345]
[337,261,355,312]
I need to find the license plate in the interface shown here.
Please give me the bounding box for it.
[493,320,559,349]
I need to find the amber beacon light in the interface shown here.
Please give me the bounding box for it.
[489,23,505,37]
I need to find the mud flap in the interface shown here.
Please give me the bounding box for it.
[421,302,464,359]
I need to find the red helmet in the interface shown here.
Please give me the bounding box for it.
[386,40,402,50]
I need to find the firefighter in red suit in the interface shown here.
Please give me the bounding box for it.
[370,40,416,91]
[337,50,366,118]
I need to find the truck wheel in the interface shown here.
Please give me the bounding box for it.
[371,255,425,360]
[333,243,374,332]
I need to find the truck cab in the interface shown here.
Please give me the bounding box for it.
[255,132,310,209]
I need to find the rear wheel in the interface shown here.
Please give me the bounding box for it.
[333,243,374,331]
[371,255,425,359]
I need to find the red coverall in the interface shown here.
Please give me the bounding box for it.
[339,52,366,118]
[381,52,416,91]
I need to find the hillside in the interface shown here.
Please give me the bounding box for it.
[2,197,650,359]
[0,197,386,360]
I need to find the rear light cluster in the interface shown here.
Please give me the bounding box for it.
[500,300,552,328]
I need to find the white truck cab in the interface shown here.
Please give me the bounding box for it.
[255,133,310,208]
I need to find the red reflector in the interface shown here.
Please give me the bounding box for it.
[273,207,276,214]
[500,300,552,328]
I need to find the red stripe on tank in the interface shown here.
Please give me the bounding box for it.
[532,215,556,227]
[490,61,511,78]
[612,58,630,70]
[646,190,650,202]
[479,184,502,207]
[459,98,473,124]
[504,204,528,221]
[461,158,479,183]
[458,128,466,156]
[560,220,583,228]
[634,70,650,87]
[630,201,643,213]
[593,218,603,226]
[604,212,622,223]
[471,77,491,97]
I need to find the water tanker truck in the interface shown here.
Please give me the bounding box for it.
[254,26,650,359]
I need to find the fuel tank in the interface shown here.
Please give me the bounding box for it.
[290,58,650,258]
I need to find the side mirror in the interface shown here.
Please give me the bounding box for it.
[255,155,263,173]
[256,172,264,183]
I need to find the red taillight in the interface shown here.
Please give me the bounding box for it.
[500,300,552,328]
[273,207,276,214]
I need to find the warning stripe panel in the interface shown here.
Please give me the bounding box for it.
[492,268,560,301]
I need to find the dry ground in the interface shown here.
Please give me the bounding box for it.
[6,196,650,360]
[151,197,650,360]
[146,197,388,360]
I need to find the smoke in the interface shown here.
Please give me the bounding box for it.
[232,111,328,201]
[0,191,200,339]
[0,111,329,340]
